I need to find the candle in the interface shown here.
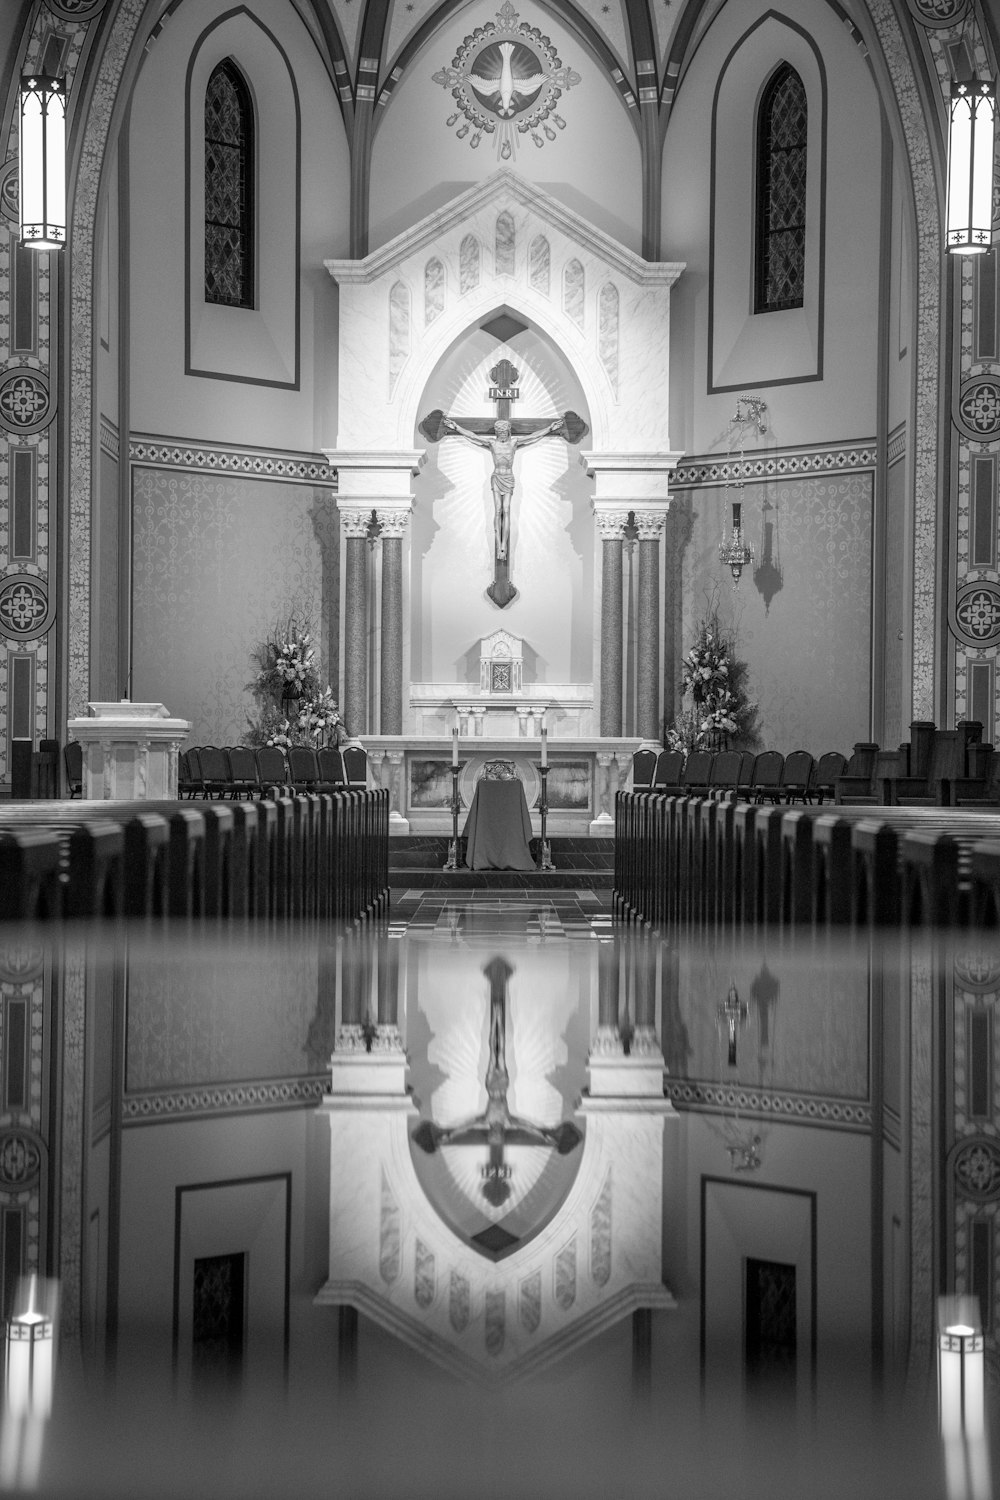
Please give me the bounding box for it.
[541,724,548,768]
[452,726,459,767]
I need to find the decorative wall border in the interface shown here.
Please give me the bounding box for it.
[664,1078,871,1131]
[669,439,877,489]
[129,433,336,486]
[123,1073,329,1125]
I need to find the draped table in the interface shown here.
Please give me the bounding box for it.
[462,778,535,870]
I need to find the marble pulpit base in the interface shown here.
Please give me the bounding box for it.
[66,701,191,801]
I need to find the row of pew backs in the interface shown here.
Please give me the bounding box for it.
[615,790,1000,932]
[0,789,389,922]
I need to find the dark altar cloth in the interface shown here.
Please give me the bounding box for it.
[462,779,535,871]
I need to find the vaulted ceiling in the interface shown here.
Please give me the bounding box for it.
[303,0,702,127]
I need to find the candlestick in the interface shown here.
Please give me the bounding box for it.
[541,724,547,768]
[452,725,459,767]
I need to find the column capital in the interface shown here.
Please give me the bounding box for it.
[594,507,629,541]
[339,506,372,539]
[634,508,667,540]
[375,506,411,539]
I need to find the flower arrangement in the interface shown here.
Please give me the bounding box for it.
[666,607,759,752]
[244,613,345,748]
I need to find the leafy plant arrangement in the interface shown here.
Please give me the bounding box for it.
[244,613,345,748]
[666,607,759,752]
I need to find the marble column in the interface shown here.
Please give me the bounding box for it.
[635,510,665,742]
[340,508,371,736]
[375,507,409,735]
[592,935,623,1055]
[597,510,627,736]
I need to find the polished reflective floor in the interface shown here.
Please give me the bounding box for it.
[0,900,995,1498]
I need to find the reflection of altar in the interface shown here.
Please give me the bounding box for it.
[365,735,643,838]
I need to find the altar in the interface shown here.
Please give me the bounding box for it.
[364,734,642,837]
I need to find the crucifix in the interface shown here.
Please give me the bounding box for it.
[419,360,589,609]
[411,955,582,1207]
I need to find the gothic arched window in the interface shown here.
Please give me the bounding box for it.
[204,59,254,307]
[754,63,807,313]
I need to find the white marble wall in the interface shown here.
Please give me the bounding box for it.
[325,170,683,456]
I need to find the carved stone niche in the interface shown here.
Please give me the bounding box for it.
[479,629,522,696]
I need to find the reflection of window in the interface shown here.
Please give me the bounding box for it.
[754,64,807,313]
[205,60,254,307]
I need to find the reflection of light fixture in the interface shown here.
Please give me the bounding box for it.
[938,1294,992,1500]
[4,1276,54,1420]
[717,979,747,1068]
[938,1295,985,1440]
[18,75,66,249]
[947,78,996,254]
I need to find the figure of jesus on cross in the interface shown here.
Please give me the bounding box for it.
[420,360,588,609]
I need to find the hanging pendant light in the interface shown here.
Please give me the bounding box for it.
[947,77,996,254]
[18,74,66,249]
[719,498,754,587]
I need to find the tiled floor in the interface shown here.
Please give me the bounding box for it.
[391,887,614,937]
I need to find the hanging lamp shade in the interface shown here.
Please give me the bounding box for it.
[18,74,66,249]
[946,78,996,254]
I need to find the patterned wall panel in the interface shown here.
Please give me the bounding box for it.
[131,470,339,745]
[671,462,874,753]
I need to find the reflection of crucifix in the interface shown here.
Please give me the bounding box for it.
[411,956,582,1207]
[419,361,588,609]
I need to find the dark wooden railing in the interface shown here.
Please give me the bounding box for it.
[615,790,1000,931]
[0,789,389,922]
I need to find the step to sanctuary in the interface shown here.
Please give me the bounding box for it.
[388,836,614,891]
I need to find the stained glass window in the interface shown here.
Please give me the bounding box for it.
[755,64,807,313]
[205,60,254,308]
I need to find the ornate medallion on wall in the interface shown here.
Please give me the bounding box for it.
[954,949,1000,994]
[44,0,109,19]
[952,1136,1000,1202]
[0,943,44,983]
[0,574,52,641]
[952,579,1000,650]
[907,0,970,26]
[954,374,1000,445]
[0,161,18,227]
[0,367,52,436]
[432,1,581,160]
[0,1126,43,1196]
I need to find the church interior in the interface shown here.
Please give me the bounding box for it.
[0,0,998,1494]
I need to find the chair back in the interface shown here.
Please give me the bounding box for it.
[287,746,319,788]
[227,745,259,795]
[255,746,288,790]
[780,750,814,800]
[751,750,784,800]
[341,744,368,787]
[813,751,847,800]
[64,739,83,796]
[736,752,756,796]
[709,751,741,791]
[317,746,345,787]
[653,750,684,788]
[681,750,714,790]
[198,745,231,796]
[632,749,658,788]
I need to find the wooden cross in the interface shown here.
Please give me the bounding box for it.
[420,361,588,608]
